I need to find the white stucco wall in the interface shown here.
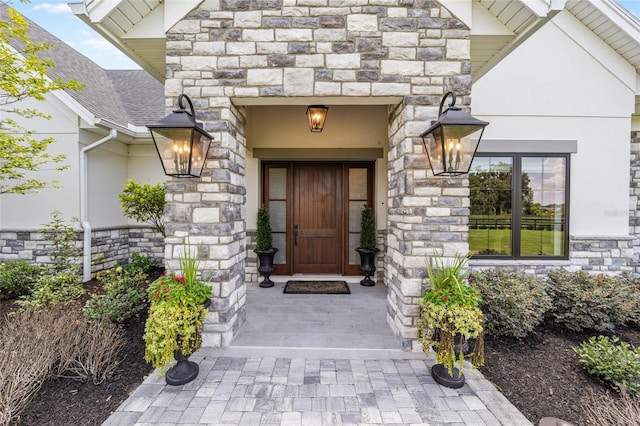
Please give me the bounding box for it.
[472,11,636,237]
[127,143,166,185]
[83,133,130,228]
[0,92,164,231]
[0,94,81,229]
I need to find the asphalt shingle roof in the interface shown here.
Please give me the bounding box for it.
[1,2,164,129]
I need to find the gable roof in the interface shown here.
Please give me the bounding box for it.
[0,2,164,130]
[70,0,640,93]
[105,70,165,127]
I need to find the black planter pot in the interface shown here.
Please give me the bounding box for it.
[430,333,470,389]
[254,248,279,288]
[431,363,465,389]
[355,247,379,286]
[165,299,210,386]
[166,351,199,386]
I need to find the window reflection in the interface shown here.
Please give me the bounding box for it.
[469,157,513,255]
[469,154,568,258]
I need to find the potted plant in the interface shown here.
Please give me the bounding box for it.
[417,252,484,389]
[254,205,278,288]
[355,206,379,286]
[143,242,212,385]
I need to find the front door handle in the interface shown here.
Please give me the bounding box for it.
[293,224,298,246]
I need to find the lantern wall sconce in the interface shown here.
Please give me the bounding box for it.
[420,91,489,176]
[306,105,329,132]
[147,94,213,178]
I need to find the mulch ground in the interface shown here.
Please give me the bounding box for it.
[2,277,639,425]
[1,271,159,426]
[480,325,640,425]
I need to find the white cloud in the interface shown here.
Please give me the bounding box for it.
[31,3,71,14]
[82,38,120,52]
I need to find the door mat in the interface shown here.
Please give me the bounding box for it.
[283,281,350,294]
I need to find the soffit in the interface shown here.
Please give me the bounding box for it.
[565,1,640,74]
[477,0,543,33]
[470,0,565,80]
[70,0,164,80]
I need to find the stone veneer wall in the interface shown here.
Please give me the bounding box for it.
[630,130,640,274]
[0,226,164,277]
[165,0,471,348]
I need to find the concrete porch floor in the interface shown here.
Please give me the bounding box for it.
[230,276,407,357]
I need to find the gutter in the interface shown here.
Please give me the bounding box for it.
[79,128,117,282]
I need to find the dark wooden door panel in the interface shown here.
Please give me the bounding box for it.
[293,164,342,273]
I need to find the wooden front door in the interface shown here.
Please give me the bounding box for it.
[262,161,374,275]
[293,163,342,273]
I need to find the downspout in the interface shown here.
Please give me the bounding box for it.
[80,129,117,282]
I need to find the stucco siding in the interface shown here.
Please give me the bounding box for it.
[472,12,635,238]
[0,93,82,229]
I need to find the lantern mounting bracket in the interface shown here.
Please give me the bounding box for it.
[177,94,195,116]
[438,91,457,117]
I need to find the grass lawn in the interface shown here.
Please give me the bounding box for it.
[470,228,564,256]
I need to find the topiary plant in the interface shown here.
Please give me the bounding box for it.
[255,204,273,251]
[359,206,376,251]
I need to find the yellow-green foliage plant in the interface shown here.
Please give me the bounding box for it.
[417,252,484,376]
[143,242,211,371]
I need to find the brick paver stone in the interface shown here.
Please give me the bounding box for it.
[102,356,533,426]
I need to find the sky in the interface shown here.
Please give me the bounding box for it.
[6,0,640,71]
[8,0,140,69]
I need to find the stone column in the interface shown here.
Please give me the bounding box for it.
[384,3,473,351]
[164,20,248,346]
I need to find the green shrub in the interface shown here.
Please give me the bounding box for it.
[470,269,552,338]
[84,268,148,323]
[619,272,640,325]
[16,271,84,311]
[119,180,166,236]
[546,269,638,332]
[574,336,640,393]
[0,261,44,299]
[125,252,159,274]
[41,211,81,273]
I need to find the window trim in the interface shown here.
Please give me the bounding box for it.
[470,152,570,261]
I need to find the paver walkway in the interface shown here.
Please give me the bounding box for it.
[103,278,533,425]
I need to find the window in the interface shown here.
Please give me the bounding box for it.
[469,154,569,259]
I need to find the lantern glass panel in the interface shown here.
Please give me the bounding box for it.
[423,126,445,175]
[441,125,484,174]
[189,129,211,177]
[150,128,194,176]
[306,106,328,132]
